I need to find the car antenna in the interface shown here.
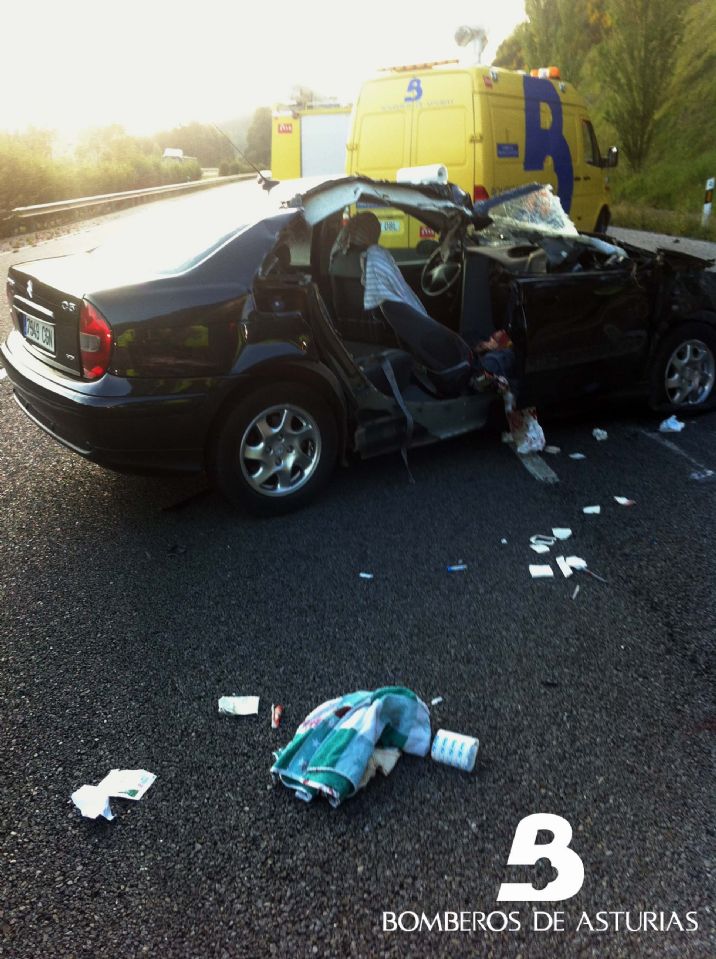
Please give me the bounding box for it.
[211,123,279,192]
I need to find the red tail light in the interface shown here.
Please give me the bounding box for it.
[473,185,489,202]
[79,300,112,380]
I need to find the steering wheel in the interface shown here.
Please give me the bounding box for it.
[420,246,462,297]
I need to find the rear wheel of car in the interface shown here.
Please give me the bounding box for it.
[210,383,338,514]
[650,322,716,413]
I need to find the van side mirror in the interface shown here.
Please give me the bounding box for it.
[604,146,619,169]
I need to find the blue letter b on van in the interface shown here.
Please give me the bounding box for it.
[523,76,573,213]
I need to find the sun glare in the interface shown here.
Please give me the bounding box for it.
[2,0,526,138]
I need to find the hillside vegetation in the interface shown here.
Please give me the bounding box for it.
[0,107,274,232]
[495,0,716,237]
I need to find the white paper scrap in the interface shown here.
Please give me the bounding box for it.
[359,572,374,579]
[71,784,115,821]
[614,496,635,506]
[592,428,608,441]
[544,445,561,454]
[431,697,444,706]
[566,556,587,570]
[572,585,580,600]
[530,544,550,554]
[659,415,685,433]
[529,564,554,579]
[97,769,156,801]
[569,453,586,460]
[583,505,601,515]
[530,534,556,546]
[0,369,7,381]
[218,695,260,716]
[500,538,508,545]
[556,555,573,578]
[552,528,572,540]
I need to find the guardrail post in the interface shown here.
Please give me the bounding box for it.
[703,177,715,227]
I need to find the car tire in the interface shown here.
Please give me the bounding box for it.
[650,321,716,413]
[210,382,338,515]
[594,206,610,234]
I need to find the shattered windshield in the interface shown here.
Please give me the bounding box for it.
[477,185,579,244]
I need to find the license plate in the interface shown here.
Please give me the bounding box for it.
[379,219,403,234]
[24,314,55,353]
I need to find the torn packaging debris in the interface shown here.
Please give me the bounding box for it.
[530,543,550,554]
[556,555,573,578]
[592,428,608,441]
[218,695,259,716]
[614,496,635,506]
[71,769,156,820]
[583,505,601,514]
[552,528,572,540]
[271,687,431,807]
[71,785,115,821]
[659,415,685,433]
[529,564,554,578]
[530,534,556,546]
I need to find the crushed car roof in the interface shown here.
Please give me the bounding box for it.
[286,176,476,232]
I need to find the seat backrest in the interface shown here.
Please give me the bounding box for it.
[329,248,365,319]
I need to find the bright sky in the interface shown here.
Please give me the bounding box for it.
[2,0,526,139]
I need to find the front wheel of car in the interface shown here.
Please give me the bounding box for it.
[650,322,716,413]
[210,383,338,514]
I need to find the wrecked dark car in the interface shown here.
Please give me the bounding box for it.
[2,176,716,513]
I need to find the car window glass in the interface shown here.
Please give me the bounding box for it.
[581,120,601,167]
[89,186,284,276]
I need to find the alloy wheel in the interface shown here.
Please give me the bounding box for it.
[239,404,322,497]
[664,339,715,406]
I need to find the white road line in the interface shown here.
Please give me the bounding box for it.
[513,449,560,483]
[639,429,715,480]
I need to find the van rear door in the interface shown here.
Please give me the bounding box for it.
[409,70,475,247]
[349,77,413,248]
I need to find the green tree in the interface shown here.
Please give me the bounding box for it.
[493,22,530,71]
[494,0,610,85]
[245,107,271,166]
[598,0,688,170]
[657,0,716,155]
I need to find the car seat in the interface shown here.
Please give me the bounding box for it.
[378,300,474,398]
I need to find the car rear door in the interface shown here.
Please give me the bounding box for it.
[516,267,651,403]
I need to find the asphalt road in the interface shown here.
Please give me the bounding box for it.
[1,196,714,958]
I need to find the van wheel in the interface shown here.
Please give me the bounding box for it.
[594,207,610,234]
[210,383,338,514]
[650,322,716,413]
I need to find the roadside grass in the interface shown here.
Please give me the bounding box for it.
[612,203,716,242]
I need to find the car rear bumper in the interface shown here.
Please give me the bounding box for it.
[1,330,215,473]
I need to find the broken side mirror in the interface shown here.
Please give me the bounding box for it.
[604,146,619,169]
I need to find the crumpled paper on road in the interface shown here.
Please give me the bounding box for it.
[71,769,156,820]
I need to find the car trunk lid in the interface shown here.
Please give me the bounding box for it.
[9,264,86,377]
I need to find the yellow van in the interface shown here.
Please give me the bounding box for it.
[346,62,617,247]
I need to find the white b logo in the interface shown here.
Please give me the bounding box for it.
[497,814,584,902]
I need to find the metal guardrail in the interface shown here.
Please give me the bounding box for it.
[4,172,256,224]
